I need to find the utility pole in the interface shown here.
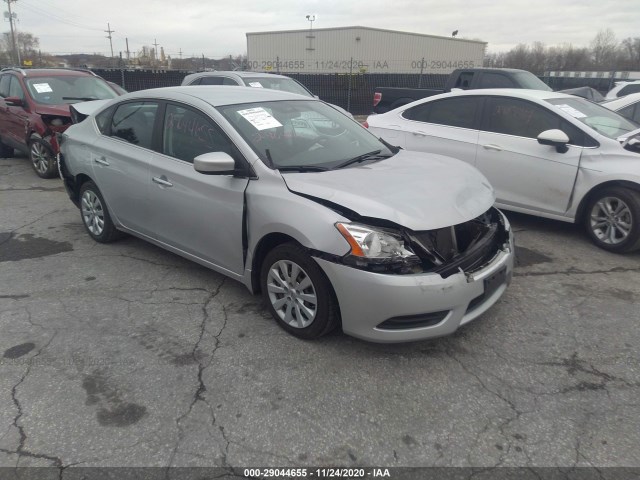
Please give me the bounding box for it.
[179,48,182,59]
[5,0,20,65]
[125,37,130,62]
[152,38,159,67]
[105,22,115,65]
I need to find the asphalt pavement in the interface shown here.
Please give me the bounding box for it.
[1,153,640,471]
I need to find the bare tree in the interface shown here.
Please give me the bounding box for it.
[621,37,640,70]
[590,28,618,69]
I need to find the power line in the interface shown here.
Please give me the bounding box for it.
[17,0,102,31]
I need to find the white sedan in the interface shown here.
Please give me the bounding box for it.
[603,92,640,124]
[367,89,640,253]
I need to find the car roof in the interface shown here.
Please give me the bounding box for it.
[187,71,292,80]
[123,85,311,106]
[449,88,573,101]
[602,92,640,110]
[2,68,97,78]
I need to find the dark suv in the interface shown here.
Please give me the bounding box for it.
[0,68,120,178]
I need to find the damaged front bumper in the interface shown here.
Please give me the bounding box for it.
[315,209,515,343]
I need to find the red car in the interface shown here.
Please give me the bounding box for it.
[0,67,121,178]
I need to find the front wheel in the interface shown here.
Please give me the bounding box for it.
[585,187,640,253]
[29,139,57,178]
[260,243,340,339]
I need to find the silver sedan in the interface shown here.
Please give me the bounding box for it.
[59,86,513,343]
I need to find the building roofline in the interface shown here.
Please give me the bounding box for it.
[246,25,486,45]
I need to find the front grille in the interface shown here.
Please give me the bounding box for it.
[377,311,449,330]
[410,208,507,278]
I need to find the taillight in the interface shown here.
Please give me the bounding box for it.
[373,92,382,107]
[363,121,369,128]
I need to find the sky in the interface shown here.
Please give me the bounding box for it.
[9,0,638,58]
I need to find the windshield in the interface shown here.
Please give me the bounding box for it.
[218,100,392,170]
[26,76,119,105]
[512,72,552,91]
[546,97,639,139]
[243,77,313,97]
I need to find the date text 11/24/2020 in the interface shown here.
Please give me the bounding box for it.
[245,59,476,71]
[243,467,391,478]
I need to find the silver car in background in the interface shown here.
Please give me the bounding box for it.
[59,86,513,343]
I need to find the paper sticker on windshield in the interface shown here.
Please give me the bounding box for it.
[33,83,53,93]
[556,104,587,119]
[237,107,282,130]
[248,82,263,88]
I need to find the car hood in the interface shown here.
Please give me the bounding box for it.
[281,150,495,231]
[34,104,71,116]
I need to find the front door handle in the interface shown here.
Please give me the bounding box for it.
[412,131,427,137]
[152,176,173,187]
[483,144,503,151]
[94,156,110,166]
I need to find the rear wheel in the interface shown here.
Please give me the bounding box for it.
[585,187,640,253]
[79,181,122,243]
[260,243,339,339]
[29,138,57,178]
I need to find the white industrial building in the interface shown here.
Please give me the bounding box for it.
[246,26,486,74]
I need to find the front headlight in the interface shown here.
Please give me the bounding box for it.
[336,222,421,273]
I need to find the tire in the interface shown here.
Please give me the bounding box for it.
[0,138,14,158]
[260,242,340,339]
[79,181,122,243]
[29,138,57,179]
[584,187,640,253]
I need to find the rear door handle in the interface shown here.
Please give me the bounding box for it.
[483,144,503,151]
[152,176,173,187]
[412,131,427,137]
[94,156,110,166]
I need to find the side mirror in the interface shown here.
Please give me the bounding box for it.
[4,96,23,107]
[193,151,236,175]
[537,129,570,153]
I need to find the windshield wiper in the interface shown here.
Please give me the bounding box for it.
[278,165,329,173]
[334,150,391,169]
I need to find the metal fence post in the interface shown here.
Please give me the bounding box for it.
[608,71,616,92]
[347,57,353,113]
[120,52,125,90]
[418,57,425,88]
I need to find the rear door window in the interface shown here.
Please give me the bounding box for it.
[109,101,159,150]
[403,97,480,129]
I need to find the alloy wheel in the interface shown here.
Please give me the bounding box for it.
[266,260,317,328]
[81,190,105,236]
[31,142,51,175]
[590,196,632,245]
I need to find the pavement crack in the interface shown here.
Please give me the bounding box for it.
[166,278,227,470]
[514,266,640,277]
[2,331,63,467]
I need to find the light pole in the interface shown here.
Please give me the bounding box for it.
[305,14,316,52]
[305,14,316,31]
